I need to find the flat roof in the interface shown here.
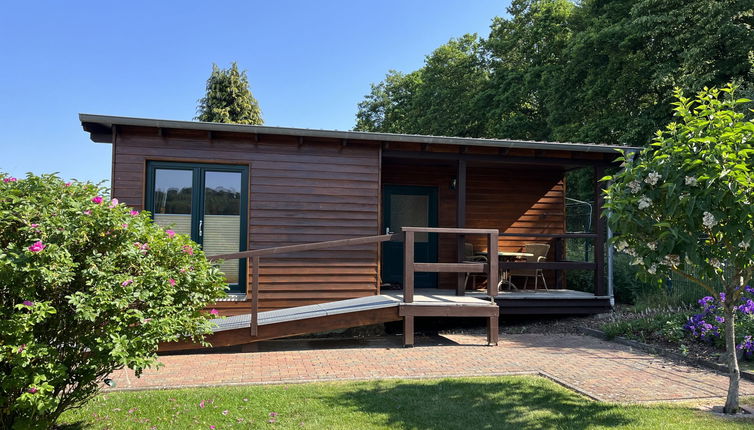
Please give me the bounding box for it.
[80,113,638,155]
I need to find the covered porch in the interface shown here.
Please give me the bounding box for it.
[379,142,613,314]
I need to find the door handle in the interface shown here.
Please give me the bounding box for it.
[199,220,203,237]
[386,227,394,235]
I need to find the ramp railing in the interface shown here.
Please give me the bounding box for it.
[209,233,402,336]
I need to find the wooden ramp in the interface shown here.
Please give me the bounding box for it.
[159,293,498,352]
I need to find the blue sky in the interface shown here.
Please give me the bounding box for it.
[1,1,508,184]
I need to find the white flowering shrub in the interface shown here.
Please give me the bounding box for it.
[0,173,228,429]
[604,85,754,413]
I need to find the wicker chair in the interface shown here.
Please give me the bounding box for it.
[509,243,550,290]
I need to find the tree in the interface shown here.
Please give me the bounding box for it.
[604,85,754,413]
[482,0,574,141]
[354,70,423,133]
[196,62,263,125]
[0,174,228,428]
[355,35,488,137]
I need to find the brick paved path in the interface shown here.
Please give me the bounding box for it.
[109,334,754,403]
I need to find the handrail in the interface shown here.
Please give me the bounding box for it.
[498,232,597,239]
[401,227,499,302]
[207,232,401,337]
[402,227,498,234]
[208,233,401,261]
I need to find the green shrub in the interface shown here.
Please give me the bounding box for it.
[601,310,692,344]
[0,173,228,429]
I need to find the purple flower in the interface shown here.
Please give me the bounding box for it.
[719,292,726,303]
[715,316,725,323]
[27,241,45,253]
[17,344,26,353]
[738,336,754,358]
[91,196,103,204]
[121,280,133,287]
[27,387,37,394]
[737,299,754,315]
[22,300,34,307]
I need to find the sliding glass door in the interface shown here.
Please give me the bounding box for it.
[146,162,248,293]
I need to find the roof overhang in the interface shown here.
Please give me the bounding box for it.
[79,113,638,156]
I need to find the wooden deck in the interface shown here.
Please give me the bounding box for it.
[477,288,610,315]
[159,292,498,352]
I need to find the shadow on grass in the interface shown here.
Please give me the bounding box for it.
[53,421,87,430]
[325,377,631,430]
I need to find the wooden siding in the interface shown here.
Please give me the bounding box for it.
[381,162,564,289]
[111,128,381,310]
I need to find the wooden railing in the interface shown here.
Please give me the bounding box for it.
[205,228,604,338]
[209,233,402,336]
[497,232,600,293]
[402,227,499,302]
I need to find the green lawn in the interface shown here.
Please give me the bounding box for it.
[59,376,753,429]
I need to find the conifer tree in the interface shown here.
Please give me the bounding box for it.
[196,62,263,125]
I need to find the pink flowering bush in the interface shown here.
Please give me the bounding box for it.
[0,173,227,429]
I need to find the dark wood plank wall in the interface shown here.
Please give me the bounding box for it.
[381,161,564,289]
[112,127,381,311]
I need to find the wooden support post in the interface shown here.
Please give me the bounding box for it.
[554,237,564,289]
[593,166,606,296]
[251,256,260,337]
[403,230,414,303]
[403,315,415,347]
[456,159,467,296]
[488,232,499,298]
[487,314,499,346]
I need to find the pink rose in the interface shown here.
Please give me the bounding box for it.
[27,387,37,394]
[108,198,119,208]
[166,229,176,238]
[3,177,17,183]
[168,278,176,286]
[91,196,103,204]
[28,241,45,253]
[122,280,133,287]
[129,210,139,216]
[182,245,194,255]
[83,210,91,215]
[209,309,219,316]
[65,182,72,187]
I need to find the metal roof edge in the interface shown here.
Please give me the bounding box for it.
[79,113,640,154]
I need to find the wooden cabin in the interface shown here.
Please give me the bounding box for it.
[80,114,633,328]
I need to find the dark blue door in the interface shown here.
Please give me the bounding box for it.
[381,185,438,288]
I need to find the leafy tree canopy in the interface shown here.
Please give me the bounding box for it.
[355,0,754,147]
[196,62,263,125]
